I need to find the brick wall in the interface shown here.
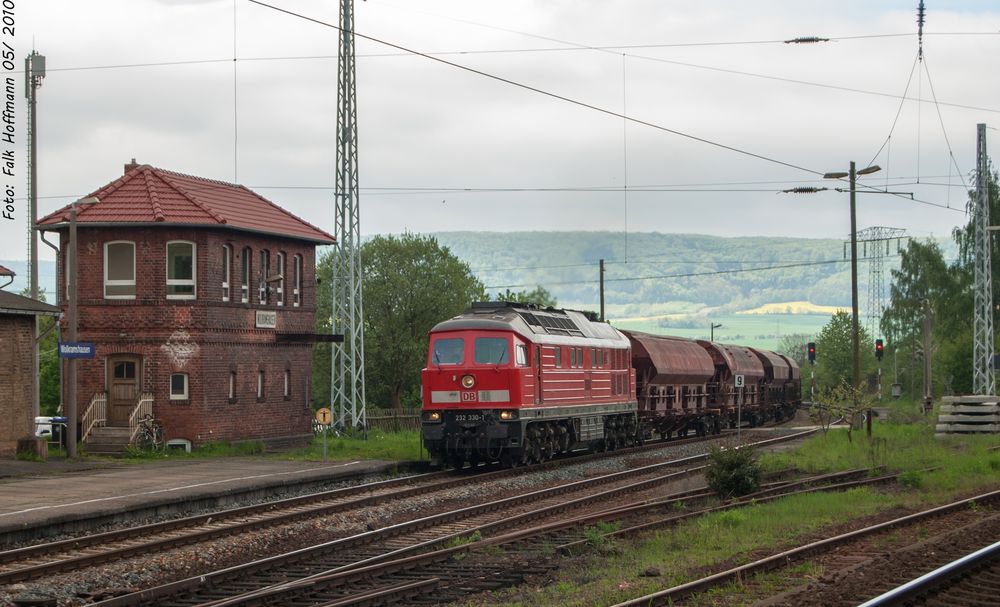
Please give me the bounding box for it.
[0,315,36,455]
[57,226,324,447]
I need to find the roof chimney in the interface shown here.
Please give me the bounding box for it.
[124,158,139,174]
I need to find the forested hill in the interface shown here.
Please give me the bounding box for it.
[431,231,906,313]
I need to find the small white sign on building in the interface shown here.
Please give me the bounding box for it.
[734,374,745,388]
[255,310,277,329]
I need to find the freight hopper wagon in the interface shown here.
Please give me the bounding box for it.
[625,331,722,438]
[421,303,638,468]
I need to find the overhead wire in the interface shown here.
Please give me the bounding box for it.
[247,1,824,178]
[244,0,979,220]
[484,258,850,289]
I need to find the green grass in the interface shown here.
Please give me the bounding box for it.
[763,422,1000,498]
[291,430,426,462]
[113,431,427,463]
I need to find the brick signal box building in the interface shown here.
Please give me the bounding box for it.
[37,162,335,450]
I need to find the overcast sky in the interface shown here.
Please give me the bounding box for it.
[6,0,999,265]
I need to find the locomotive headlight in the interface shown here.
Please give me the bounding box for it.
[461,374,475,389]
[423,411,442,422]
[499,410,518,421]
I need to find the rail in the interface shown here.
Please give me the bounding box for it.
[80,392,107,443]
[128,393,155,444]
[857,539,1000,606]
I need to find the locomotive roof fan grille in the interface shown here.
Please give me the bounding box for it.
[518,311,584,337]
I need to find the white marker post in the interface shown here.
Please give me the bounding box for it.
[734,374,745,443]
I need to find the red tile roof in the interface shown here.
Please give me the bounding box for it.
[0,265,13,277]
[37,164,336,244]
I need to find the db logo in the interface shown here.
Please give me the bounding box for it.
[461,391,478,402]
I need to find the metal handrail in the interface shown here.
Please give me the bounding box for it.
[128,393,155,444]
[80,392,107,443]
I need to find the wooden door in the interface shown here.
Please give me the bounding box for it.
[107,356,140,425]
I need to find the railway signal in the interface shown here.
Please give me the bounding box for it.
[875,339,884,361]
[807,342,816,364]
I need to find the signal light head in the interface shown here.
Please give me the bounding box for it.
[875,339,884,361]
[807,342,816,364]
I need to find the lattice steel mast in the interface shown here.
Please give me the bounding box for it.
[972,123,994,395]
[332,0,366,431]
[26,50,45,419]
[856,226,907,339]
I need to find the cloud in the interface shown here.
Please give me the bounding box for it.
[5,0,997,264]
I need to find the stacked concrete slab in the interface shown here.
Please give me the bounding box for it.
[936,396,1000,437]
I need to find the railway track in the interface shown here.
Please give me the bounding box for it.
[859,540,1000,607]
[612,489,1000,606]
[0,430,751,587]
[105,461,890,605]
[80,431,826,606]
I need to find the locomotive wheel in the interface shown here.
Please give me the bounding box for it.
[450,454,465,470]
[530,440,543,463]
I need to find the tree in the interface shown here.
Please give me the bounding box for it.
[493,286,557,308]
[313,233,485,410]
[880,164,998,399]
[777,333,812,369]
[813,383,874,443]
[20,287,60,415]
[813,310,876,393]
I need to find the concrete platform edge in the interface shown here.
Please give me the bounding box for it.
[0,460,422,546]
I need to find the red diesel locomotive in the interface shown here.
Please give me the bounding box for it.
[421,303,800,468]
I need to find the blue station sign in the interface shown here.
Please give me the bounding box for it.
[59,342,96,359]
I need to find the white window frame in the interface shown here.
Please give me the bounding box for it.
[276,252,285,306]
[257,370,264,399]
[241,247,251,303]
[229,371,236,399]
[283,369,290,398]
[293,254,301,307]
[104,240,136,299]
[258,250,270,304]
[170,373,189,400]
[222,245,231,302]
[166,240,197,300]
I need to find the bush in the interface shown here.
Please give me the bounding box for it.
[705,444,761,498]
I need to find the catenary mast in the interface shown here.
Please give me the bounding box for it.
[333,0,367,431]
[972,123,994,395]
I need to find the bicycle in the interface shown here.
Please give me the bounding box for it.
[135,413,165,450]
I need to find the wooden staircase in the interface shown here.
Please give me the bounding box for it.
[84,425,133,456]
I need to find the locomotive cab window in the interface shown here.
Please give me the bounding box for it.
[474,337,509,365]
[515,344,528,367]
[432,338,464,365]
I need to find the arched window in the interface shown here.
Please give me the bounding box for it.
[258,250,270,304]
[241,247,251,303]
[222,245,232,302]
[166,241,196,299]
[276,252,286,306]
[292,254,302,307]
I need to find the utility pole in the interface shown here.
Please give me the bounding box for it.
[26,51,45,419]
[849,163,864,436]
[332,0,366,434]
[972,123,994,396]
[599,259,605,322]
[922,299,934,414]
